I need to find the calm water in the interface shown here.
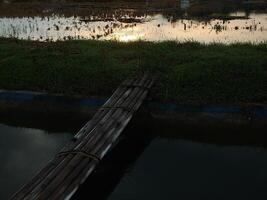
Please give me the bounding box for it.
[0,0,267,43]
[108,138,267,200]
[1,115,267,199]
[0,123,72,199]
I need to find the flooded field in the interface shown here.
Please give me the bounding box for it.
[0,123,72,199]
[108,138,267,200]
[0,0,267,43]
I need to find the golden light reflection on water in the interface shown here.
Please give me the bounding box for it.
[114,34,142,42]
[0,12,267,43]
[105,13,267,43]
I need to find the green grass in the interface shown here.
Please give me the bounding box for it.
[0,39,266,105]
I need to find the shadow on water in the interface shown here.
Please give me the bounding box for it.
[71,112,155,200]
[1,104,267,199]
[0,106,155,200]
[106,137,267,200]
[0,109,88,133]
[150,117,267,148]
[71,106,267,200]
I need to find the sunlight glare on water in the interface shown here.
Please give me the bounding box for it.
[0,0,267,43]
[0,12,267,43]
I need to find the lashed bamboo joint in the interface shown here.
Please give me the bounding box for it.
[11,73,155,200]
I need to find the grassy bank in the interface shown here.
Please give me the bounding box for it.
[0,39,266,105]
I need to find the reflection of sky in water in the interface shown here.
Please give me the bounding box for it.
[109,138,267,200]
[0,124,72,199]
[0,12,267,43]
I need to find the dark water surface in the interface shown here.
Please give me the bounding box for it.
[0,123,72,199]
[108,138,267,200]
[1,112,267,200]
[0,0,267,43]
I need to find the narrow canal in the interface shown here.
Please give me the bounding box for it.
[72,118,267,200]
[1,113,267,200]
[108,138,267,200]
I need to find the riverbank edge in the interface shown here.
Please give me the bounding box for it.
[1,39,267,105]
[1,90,266,128]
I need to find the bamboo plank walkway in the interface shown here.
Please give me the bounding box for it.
[11,74,155,200]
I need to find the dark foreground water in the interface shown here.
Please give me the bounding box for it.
[1,114,267,200]
[0,123,72,199]
[108,138,267,200]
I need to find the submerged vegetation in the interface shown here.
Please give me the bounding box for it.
[0,39,266,105]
